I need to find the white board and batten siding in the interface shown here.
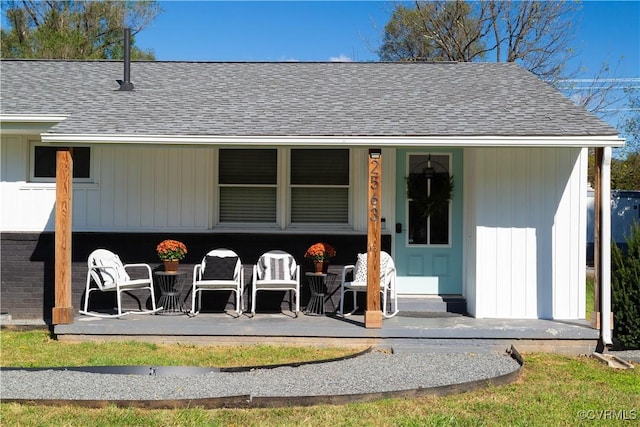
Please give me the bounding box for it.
[1,137,210,232]
[464,147,587,320]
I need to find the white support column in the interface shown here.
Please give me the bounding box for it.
[600,147,613,346]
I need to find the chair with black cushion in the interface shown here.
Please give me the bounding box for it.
[191,248,244,316]
[338,251,399,318]
[251,250,300,317]
[81,248,160,318]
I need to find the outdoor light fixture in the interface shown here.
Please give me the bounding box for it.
[423,155,435,179]
[369,149,382,159]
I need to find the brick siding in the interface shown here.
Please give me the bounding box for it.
[1,232,390,322]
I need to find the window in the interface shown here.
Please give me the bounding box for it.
[217,148,350,226]
[407,154,452,245]
[31,145,91,182]
[218,149,277,223]
[290,149,349,224]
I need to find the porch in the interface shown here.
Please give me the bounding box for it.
[52,312,600,355]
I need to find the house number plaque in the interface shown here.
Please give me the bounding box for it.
[366,149,382,328]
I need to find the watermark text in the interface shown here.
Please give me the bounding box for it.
[577,409,637,420]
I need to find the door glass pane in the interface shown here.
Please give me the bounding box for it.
[408,200,427,244]
[429,204,449,244]
[407,154,451,245]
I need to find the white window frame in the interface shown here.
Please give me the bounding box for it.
[216,148,280,227]
[215,148,352,229]
[29,142,93,183]
[288,148,351,227]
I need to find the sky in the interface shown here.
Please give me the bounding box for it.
[136,0,639,76]
[134,0,640,132]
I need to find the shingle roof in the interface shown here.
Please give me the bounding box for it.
[0,60,618,137]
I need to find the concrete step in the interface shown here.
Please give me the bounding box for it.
[397,296,466,314]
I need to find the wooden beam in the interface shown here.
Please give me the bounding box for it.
[52,148,74,324]
[365,149,382,328]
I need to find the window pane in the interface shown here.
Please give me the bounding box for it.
[34,146,57,178]
[219,187,276,222]
[219,149,277,184]
[34,146,90,178]
[72,147,91,178]
[291,149,349,185]
[291,188,348,223]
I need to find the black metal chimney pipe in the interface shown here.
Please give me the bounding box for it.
[117,28,134,91]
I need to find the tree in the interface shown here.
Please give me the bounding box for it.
[611,154,640,190]
[378,0,580,82]
[611,222,640,349]
[621,87,640,156]
[604,88,640,190]
[378,1,486,62]
[1,0,161,60]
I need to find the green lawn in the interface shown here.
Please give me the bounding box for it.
[586,276,595,321]
[1,330,638,426]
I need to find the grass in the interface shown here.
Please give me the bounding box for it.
[1,330,638,426]
[0,330,364,368]
[586,275,595,321]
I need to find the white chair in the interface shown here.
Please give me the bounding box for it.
[81,249,160,318]
[191,248,244,316]
[251,250,300,316]
[338,251,399,318]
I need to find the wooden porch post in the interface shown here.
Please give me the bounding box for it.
[52,148,74,324]
[365,149,382,328]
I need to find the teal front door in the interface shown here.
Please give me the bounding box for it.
[394,149,463,295]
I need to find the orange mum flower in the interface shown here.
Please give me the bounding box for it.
[304,242,336,261]
[156,239,187,261]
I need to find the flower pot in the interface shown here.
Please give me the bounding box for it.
[164,260,179,273]
[313,260,329,274]
[313,261,324,274]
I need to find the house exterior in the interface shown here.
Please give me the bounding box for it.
[0,60,622,326]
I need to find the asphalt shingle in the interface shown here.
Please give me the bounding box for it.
[0,60,618,137]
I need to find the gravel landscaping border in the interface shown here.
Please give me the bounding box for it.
[0,347,523,408]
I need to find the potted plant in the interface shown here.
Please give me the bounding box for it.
[156,239,187,272]
[304,242,336,273]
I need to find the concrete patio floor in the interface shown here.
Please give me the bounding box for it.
[52,311,600,355]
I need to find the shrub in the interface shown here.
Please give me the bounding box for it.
[611,221,640,349]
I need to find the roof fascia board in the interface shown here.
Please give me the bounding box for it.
[1,115,67,136]
[0,114,67,123]
[40,133,625,148]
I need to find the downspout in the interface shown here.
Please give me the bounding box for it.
[600,146,613,346]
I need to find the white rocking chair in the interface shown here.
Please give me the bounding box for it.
[80,249,161,318]
[191,248,244,316]
[251,250,300,317]
[338,251,399,318]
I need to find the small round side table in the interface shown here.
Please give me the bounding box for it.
[153,271,188,314]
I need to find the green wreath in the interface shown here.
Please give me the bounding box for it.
[406,172,454,218]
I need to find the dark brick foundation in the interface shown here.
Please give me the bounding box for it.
[1,232,391,322]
